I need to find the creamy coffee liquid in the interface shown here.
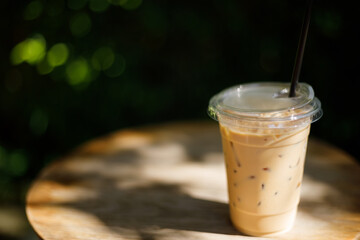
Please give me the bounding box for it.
[220,123,310,236]
[208,82,322,236]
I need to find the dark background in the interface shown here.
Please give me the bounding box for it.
[0,0,359,238]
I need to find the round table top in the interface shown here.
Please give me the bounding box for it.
[26,121,360,240]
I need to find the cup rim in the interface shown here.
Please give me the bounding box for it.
[208,82,322,123]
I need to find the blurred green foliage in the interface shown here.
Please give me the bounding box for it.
[0,0,359,204]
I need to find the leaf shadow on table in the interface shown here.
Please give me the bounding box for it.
[299,140,360,221]
[31,128,245,240]
[35,170,240,239]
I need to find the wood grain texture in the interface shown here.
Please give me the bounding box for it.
[26,121,360,240]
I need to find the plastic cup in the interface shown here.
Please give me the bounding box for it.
[208,82,322,236]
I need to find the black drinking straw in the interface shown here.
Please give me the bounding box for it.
[289,0,314,97]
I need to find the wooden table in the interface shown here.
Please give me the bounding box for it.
[26,121,360,240]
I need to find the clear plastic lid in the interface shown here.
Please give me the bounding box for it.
[208,82,322,124]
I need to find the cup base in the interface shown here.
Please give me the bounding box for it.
[229,206,297,237]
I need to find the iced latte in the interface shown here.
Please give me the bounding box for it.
[208,82,322,236]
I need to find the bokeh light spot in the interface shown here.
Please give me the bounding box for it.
[66,58,91,85]
[89,0,109,12]
[30,109,49,135]
[104,54,126,77]
[91,47,115,70]
[23,0,43,20]
[47,43,69,67]
[10,35,46,65]
[120,0,142,10]
[25,38,46,64]
[68,0,88,10]
[10,42,27,65]
[70,12,92,37]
